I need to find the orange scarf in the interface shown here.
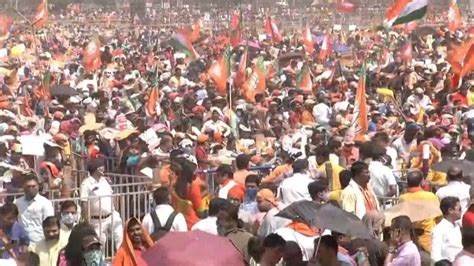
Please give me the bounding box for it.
[287,222,319,237]
[113,217,154,266]
[359,185,377,212]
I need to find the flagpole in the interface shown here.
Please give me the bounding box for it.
[11,8,39,58]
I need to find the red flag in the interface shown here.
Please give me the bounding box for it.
[231,11,240,29]
[448,0,462,32]
[147,87,159,117]
[336,1,355,13]
[234,46,248,88]
[401,42,413,63]
[265,16,282,43]
[303,26,314,54]
[83,38,102,73]
[319,34,332,60]
[208,47,231,96]
[32,0,48,28]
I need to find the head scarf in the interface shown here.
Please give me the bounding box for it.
[256,188,277,207]
[112,217,154,266]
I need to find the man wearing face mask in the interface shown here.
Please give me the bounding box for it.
[80,159,123,250]
[238,175,261,227]
[31,216,66,266]
[14,173,54,244]
[58,201,78,243]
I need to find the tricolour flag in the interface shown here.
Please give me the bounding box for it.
[83,38,101,73]
[448,0,462,32]
[303,26,314,55]
[296,63,312,93]
[33,0,48,28]
[171,30,199,60]
[234,45,248,88]
[243,57,266,102]
[350,64,368,140]
[208,47,231,96]
[265,16,282,43]
[319,34,332,60]
[384,0,428,28]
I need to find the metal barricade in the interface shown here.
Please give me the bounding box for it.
[378,196,400,211]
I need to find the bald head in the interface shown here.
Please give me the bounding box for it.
[447,166,463,181]
[406,170,423,188]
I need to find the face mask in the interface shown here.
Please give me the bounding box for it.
[61,213,77,225]
[83,250,104,266]
[245,188,258,202]
[126,155,140,166]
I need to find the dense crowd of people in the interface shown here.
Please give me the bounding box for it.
[1,2,474,266]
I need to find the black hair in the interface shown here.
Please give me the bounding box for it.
[350,161,368,178]
[317,235,338,253]
[434,260,452,266]
[245,174,260,186]
[308,180,329,200]
[264,233,286,248]
[87,158,105,174]
[208,198,229,216]
[153,187,170,205]
[248,233,286,263]
[17,251,40,266]
[0,202,19,216]
[292,159,309,174]
[339,170,352,189]
[440,196,459,216]
[23,172,40,184]
[64,223,98,266]
[391,215,413,232]
[461,227,474,249]
[315,146,330,161]
[327,139,341,152]
[60,200,78,212]
[216,164,233,179]
[42,216,60,228]
[406,170,423,188]
[236,154,251,170]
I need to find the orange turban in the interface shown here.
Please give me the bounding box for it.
[197,134,209,143]
[228,185,245,202]
[256,188,277,207]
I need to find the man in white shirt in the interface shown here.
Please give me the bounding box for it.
[201,108,232,137]
[431,196,463,263]
[279,159,313,205]
[192,198,227,235]
[436,167,471,212]
[391,123,420,164]
[368,153,397,198]
[142,187,188,235]
[406,87,432,115]
[312,97,331,130]
[80,159,123,248]
[14,173,54,244]
[215,165,238,199]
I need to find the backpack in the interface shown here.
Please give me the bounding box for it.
[150,210,178,241]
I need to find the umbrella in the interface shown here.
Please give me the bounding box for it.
[50,84,79,96]
[431,159,474,174]
[384,200,441,227]
[143,230,245,266]
[277,201,371,239]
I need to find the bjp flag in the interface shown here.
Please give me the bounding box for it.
[32,0,48,28]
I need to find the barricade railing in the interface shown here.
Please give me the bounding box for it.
[378,196,400,210]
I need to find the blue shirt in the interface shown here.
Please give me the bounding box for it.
[0,222,30,259]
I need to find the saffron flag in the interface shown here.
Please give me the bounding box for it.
[243,57,266,102]
[171,30,199,60]
[83,38,102,73]
[147,87,159,117]
[33,0,48,28]
[266,60,279,81]
[190,18,201,43]
[303,26,314,54]
[296,64,312,93]
[208,47,231,96]
[319,34,332,60]
[351,64,368,139]
[41,70,51,117]
[230,11,242,47]
[448,0,462,32]
[384,0,428,28]
[265,16,283,43]
[446,39,474,88]
[234,45,248,88]
[0,14,12,37]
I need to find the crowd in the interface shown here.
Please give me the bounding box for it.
[1,2,474,266]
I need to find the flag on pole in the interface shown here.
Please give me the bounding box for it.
[41,70,51,117]
[319,34,332,60]
[296,64,313,93]
[171,30,199,60]
[266,60,279,81]
[0,14,12,37]
[384,0,428,28]
[146,87,159,117]
[265,16,283,43]
[351,64,368,140]
[303,26,314,54]
[243,57,266,102]
[230,11,243,47]
[33,0,48,28]
[208,47,231,96]
[83,38,102,73]
[448,0,462,32]
[446,39,474,88]
[190,18,201,43]
[234,45,248,88]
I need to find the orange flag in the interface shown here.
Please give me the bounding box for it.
[448,0,462,32]
[243,57,266,102]
[265,16,282,43]
[303,26,314,54]
[234,45,248,88]
[83,38,102,73]
[208,47,231,96]
[0,14,12,36]
[351,64,368,140]
[190,18,201,42]
[446,38,474,88]
[147,87,159,117]
[32,0,48,28]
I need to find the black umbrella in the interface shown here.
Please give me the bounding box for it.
[50,84,79,96]
[277,200,371,239]
[431,159,474,174]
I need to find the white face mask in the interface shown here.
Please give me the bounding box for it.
[61,213,77,225]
